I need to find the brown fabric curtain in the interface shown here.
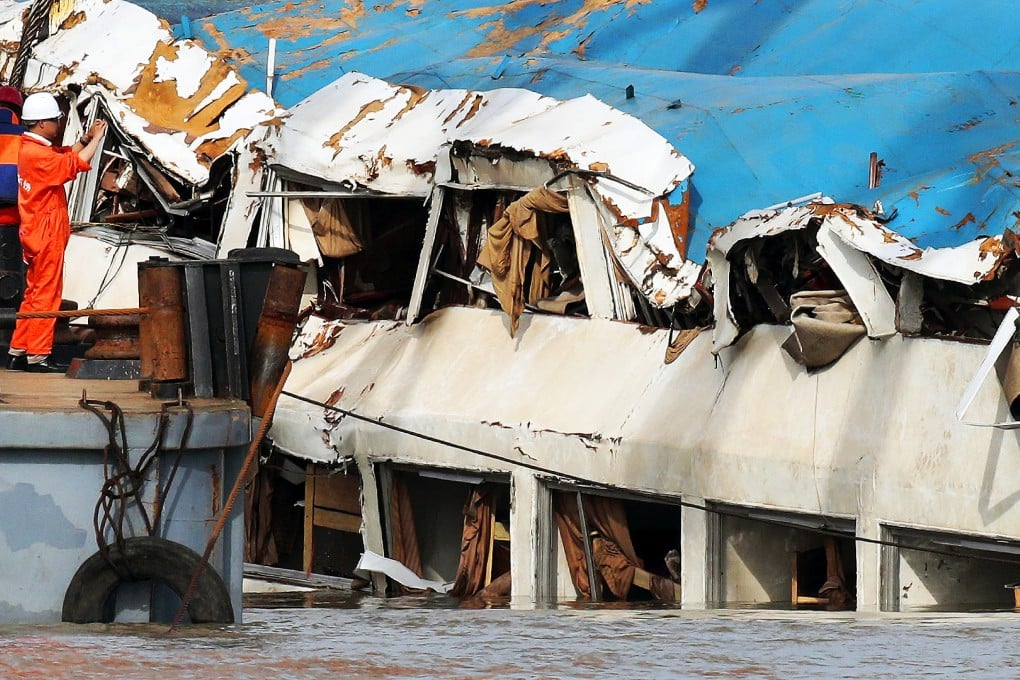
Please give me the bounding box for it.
[819,536,854,610]
[552,492,643,600]
[477,187,569,337]
[243,464,278,565]
[448,484,495,597]
[301,197,369,258]
[389,471,424,585]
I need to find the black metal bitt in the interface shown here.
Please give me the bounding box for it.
[0,307,16,329]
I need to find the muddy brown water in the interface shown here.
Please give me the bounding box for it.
[2,592,1019,678]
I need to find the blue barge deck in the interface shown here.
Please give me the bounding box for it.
[0,370,250,623]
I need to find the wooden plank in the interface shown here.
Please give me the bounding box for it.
[484,514,495,586]
[796,596,830,605]
[313,470,361,515]
[245,562,354,590]
[314,507,362,534]
[303,463,316,573]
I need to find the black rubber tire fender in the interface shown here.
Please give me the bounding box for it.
[61,536,235,624]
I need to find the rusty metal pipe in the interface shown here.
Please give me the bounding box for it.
[248,263,306,417]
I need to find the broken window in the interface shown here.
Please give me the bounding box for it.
[725,225,841,336]
[77,101,232,250]
[290,189,427,321]
[713,505,856,610]
[882,525,1020,612]
[722,212,1020,348]
[550,489,681,603]
[245,449,365,580]
[379,465,512,600]
[891,266,1019,342]
[420,187,588,331]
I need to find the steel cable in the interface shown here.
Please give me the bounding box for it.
[169,360,293,632]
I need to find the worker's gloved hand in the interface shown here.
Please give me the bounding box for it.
[88,119,107,140]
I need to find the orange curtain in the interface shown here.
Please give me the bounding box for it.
[301,197,369,258]
[819,536,854,610]
[243,464,278,565]
[553,492,643,600]
[448,484,495,597]
[389,471,424,589]
[476,187,569,336]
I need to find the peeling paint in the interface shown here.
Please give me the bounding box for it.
[210,463,221,515]
[460,0,653,59]
[952,213,976,230]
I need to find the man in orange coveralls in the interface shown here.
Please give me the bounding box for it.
[7,91,106,372]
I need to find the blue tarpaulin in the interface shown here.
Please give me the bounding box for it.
[187,0,1020,261]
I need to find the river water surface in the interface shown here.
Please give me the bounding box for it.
[2,593,1019,678]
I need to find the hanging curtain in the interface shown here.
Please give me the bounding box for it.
[477,187,569,336]
[553,492,643,600]
[301,197,370,258]
[819,536,854,610]
[448,484,495,597]
[389,471,424,592]
[243,464,278,565]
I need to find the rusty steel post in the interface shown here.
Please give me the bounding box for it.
[137,264,154,384]
[138,261,188,383]
[248,263,306,417]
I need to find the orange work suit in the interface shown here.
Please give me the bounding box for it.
[10,132,91,355]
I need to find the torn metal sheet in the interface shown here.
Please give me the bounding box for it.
[355,550,450,593]
[266,71,696,307]
[268,73,693,207]
[956,306,1020,429]
[0,0,283,187]
[709,199,1016,351]
[767,201,1015,284]
[266,72,557,196]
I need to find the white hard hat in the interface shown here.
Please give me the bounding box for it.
[22,92,62,121]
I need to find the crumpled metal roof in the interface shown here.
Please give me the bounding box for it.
[272,71,691,207]
[710,200,1012,287]
[190,0,1020,269]
[271,72,559,196]
[707,198,1015,350]
[272,70,695,305]
[0,0,283,186]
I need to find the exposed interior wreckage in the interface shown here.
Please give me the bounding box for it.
[4,0,1020,613]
